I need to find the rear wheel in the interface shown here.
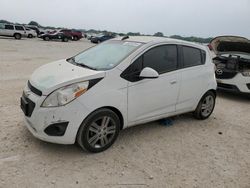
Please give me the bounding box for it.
[44,36,50,41]
[63,37,68,42]
[14,33,21,40]
[28,34,33,38]
[194,91,216,120]
[77,108,120,153]
[73,36,78,41]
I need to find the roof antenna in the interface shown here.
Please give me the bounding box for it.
[122,36,129,40]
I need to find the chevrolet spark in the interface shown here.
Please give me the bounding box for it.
[21,36,217,152]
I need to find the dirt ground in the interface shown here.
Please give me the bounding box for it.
[0,37,249,188]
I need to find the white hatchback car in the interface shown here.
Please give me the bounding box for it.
[21,36,217,152]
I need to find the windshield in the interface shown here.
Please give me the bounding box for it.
[72,41,142,70]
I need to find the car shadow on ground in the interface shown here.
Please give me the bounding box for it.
[23,113,193,157]
[217,90,250,102]
[0,36,27,41]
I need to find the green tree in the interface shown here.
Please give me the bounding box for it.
[153,32,164,37]
[28,21,39,26]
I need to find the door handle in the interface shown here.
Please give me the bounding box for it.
[170,80,177,84]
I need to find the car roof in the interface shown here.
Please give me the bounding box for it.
[112,36,206,49]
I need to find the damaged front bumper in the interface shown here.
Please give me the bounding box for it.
[21,86,90,144]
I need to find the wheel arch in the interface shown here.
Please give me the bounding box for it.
[75,106,125,144]
[90,106,124,130]
[207,89,217,97]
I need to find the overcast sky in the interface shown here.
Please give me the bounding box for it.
[1,0,250,38]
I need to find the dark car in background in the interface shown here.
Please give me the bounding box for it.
[59,29,83,41]
[39,32,72,42]
[90,34,115,43]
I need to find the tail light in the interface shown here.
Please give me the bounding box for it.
[207,44,213,51]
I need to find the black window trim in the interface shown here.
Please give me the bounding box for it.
[142,44,179,75]
[5,24,14,30]
[120,43,181,82]
[15,25,25,31]
[179,45,206,69]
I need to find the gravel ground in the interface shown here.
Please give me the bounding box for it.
[0,37,249,188]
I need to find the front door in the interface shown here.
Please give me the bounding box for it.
[122,44,180,124]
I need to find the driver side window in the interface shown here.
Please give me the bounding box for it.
[121,45,178,82]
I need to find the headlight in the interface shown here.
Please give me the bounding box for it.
[41,81,89,107]
[242,72,250,77]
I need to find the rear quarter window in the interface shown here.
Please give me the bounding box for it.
[5,25,14,30]
[182,46,205,68]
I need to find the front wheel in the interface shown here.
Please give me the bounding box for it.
[28,34,33,38]
[194,91,216,120]
[77,109,120,153]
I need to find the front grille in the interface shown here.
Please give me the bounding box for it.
[247,83,250,90]
[215,71,237,79]
[217,83,239,91]
[21,93,36,117]
[28,81,42,96]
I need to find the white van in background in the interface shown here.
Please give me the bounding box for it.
[0,23,26,39]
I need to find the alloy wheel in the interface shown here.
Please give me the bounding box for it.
[86,116,116,149]
[201,95,215,117]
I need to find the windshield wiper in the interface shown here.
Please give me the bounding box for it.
[76,62,98,70]
[67,57,98,70]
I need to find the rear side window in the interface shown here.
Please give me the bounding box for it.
[15,26,25,31]
[5,25,14,30]
[182,46,205,68]
[143,45,178,74]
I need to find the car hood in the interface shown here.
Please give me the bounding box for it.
[210,36,250,55]
[29,59,105,95]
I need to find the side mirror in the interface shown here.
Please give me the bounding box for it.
[139,67,159,79]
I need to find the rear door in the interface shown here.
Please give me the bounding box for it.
[176,45,207,111]
[123,44,181,124]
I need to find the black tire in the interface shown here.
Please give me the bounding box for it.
[194,91,216,120]
[63,37,68,42]
[44,36,50,41]
[28,34,33,38]
[14,33,21,40]
[77,108,120,153]
[73,36,78,41]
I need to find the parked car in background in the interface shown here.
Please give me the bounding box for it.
[25,25,40,35]
[210,36,250,95]
[39,32,72,42]
[90,34,115,43]
[59,29,83,41]
[25,28,37,38]
[86,33,99,40]
[20,36,217,153]
[0,23,26,39]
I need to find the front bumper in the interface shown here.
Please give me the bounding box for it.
[21,86,90,144]
[217,73,250,94]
